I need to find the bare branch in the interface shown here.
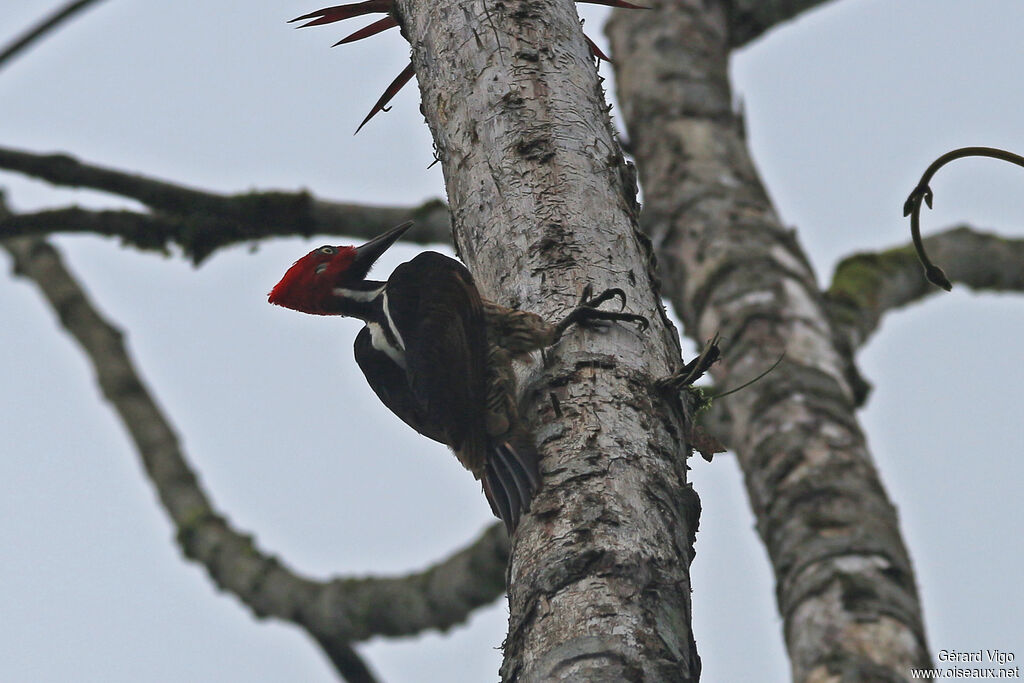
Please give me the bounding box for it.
[0,146,450,262]
[304,524,509,642]
[1,222,509,678]
[309,640,382,683]
[0,0,109,71]
[1,207,202,256]
[0,145,235,212]
[724,0,836,48]
[827,225,1024,351]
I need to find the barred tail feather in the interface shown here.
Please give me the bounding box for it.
[482,437,540,534]
[482,463,515,534]
[493,456,524,531]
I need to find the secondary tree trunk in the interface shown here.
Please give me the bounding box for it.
[394,0,701,678]
[608,1,932,680]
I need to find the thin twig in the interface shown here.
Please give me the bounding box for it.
[711,352,785,400]
[0,0,109,71]
[656,333,721,392]
[903,146,1024,291]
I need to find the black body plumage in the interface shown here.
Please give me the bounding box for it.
[353,252,540,532]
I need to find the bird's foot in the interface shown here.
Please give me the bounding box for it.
[553,286,649,342]
[656,334,722,392]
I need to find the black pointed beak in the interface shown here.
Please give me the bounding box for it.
[350,221,414,278]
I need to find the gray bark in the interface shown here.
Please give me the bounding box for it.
[608,1,931,680]
[394,0,701,678]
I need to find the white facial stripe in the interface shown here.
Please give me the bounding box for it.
[382,292,406,351]
[367,322,406,367]
[333,285,385,302]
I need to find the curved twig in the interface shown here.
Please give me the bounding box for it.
[904,146,1024,291]
[0,0,109,71]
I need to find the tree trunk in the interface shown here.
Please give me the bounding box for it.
[608,1,932,680]
[393,0,701,678]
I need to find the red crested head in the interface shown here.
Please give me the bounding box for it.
[268,245,357,314]
[268,220,414,315]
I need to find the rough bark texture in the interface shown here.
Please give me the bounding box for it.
[608,1,931,680]
[394,0,701,679]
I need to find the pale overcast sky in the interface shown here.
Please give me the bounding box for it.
[1,1,1022,681]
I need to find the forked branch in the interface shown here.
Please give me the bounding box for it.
[0,146,450,262]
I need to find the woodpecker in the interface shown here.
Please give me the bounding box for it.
[268,221,647,532]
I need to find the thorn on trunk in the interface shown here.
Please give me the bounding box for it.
[355,61,415,134]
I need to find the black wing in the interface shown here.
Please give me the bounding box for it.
[363,251,540,532]
[353,327,447,445]
[384,252,490,473]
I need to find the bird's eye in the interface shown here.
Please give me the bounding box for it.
[319,246,336,255]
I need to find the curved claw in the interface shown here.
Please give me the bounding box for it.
[552,305,648,344]
[581,308,648,332]
[622,312,648,332]
[582,287,627,310]
[925,264,953,291]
